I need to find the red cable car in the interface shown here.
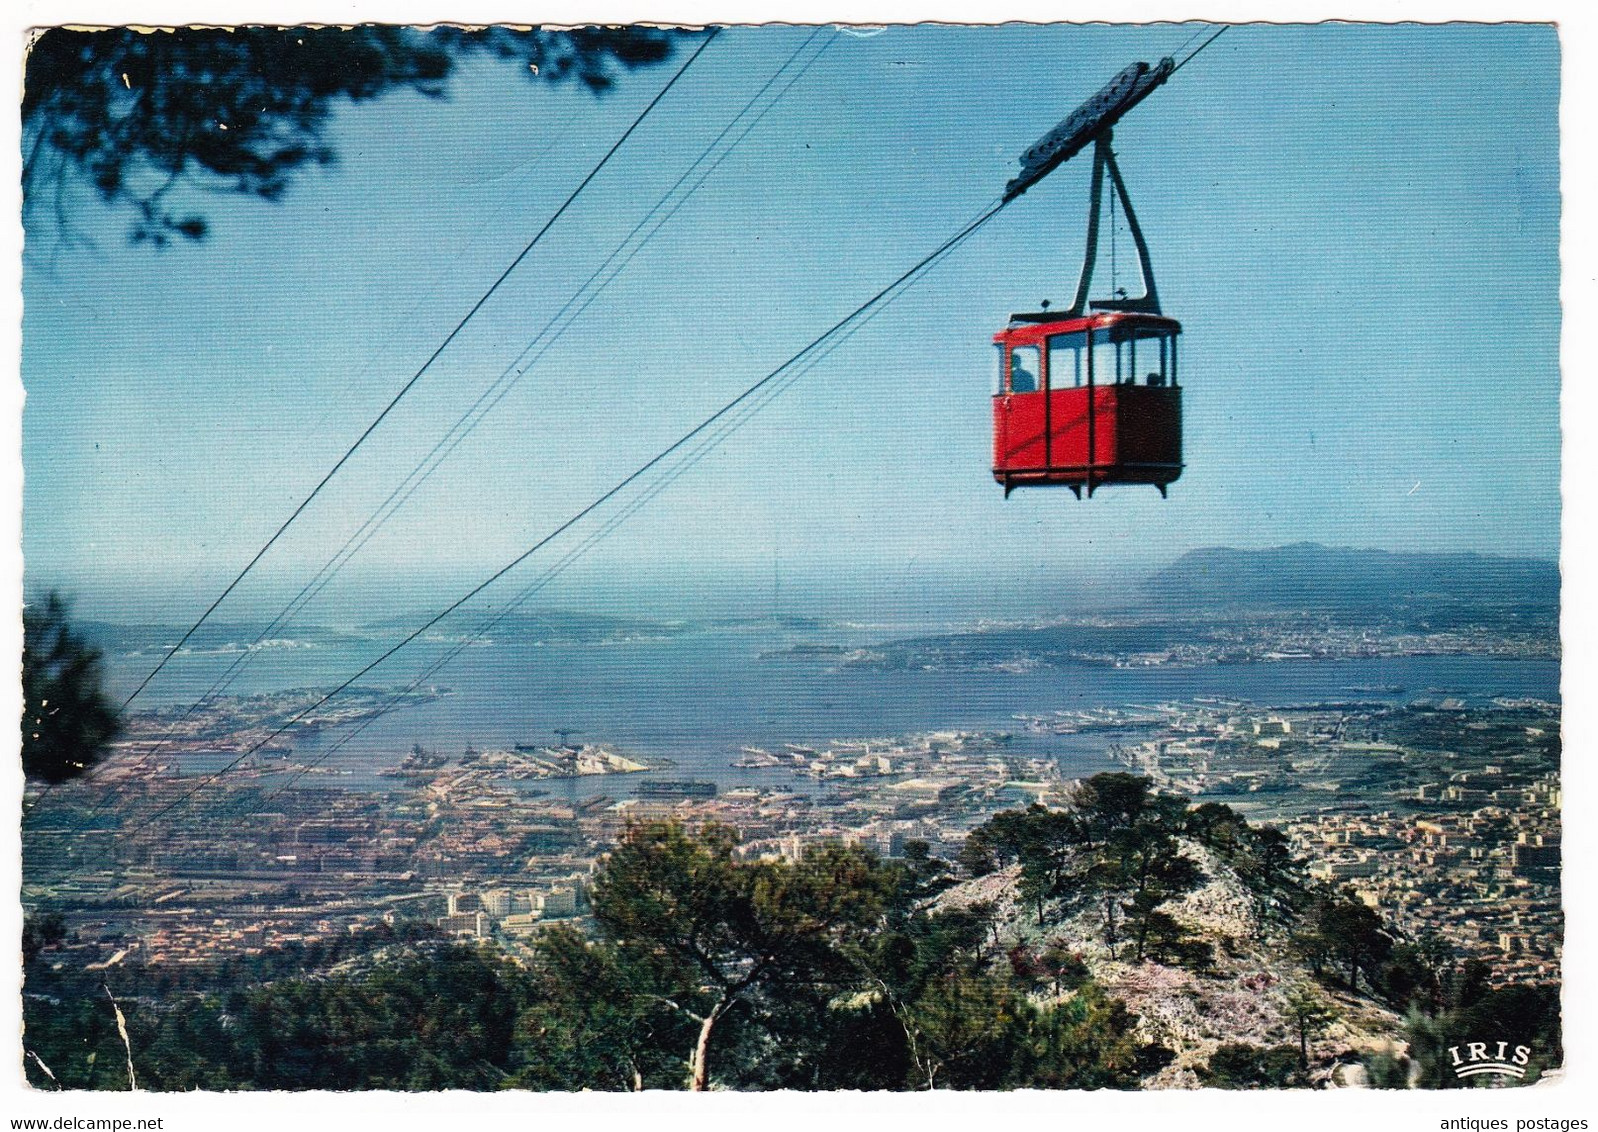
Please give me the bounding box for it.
[992,310,1182,498]
[992,60,1184,499]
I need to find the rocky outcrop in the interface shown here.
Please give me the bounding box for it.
[932,841,1403,1087]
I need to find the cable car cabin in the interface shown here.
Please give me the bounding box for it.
[992,311,1182,497]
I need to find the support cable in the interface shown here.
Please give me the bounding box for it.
[1171,25,1227,75]
[87,25,1234,837]
[121,196,1008,831]
[252,29,833,642]
[117,28,723,711]
[258,197,976,803]
[110,29,828,772]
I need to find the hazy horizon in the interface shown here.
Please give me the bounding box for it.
[32,538,1562,630]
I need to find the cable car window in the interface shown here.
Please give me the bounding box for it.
[1090,334,1118,385]
[993,345,1005,395]
[1132,328,1172,386]
[1047,332,1086,388]
[1008,346,1040,393]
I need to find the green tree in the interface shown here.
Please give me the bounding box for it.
[1400,1006,1461,1089]
[1191,809,1304,923]
[1362,1045,1411,1089]
[22,591,121,784]
[1200,1043,1306,1088]
[1452,984,1563,1085]
[1115,853,1205,964]
[515,925,693,1091]
[1184,801,1249,855]
[898,839,955,897]
[893,968,1031,1090]
[1376,941,1444,1012]
[1293,891,1393,993]
[1291,918,1334,979]
[1399,985,1562,1090]
[1081,785,1203,962]
[1023,983,1149,1089]
[965,775,1210,958]
[1283,982,1336,1070]
[22,910,66,964]
[957,833,998,877]
[1321,896,1392,992]
[24,25,682,246]
[1441,958,1494,1013]
[22,988,133,1089]
[1038,941,1091,996]
[1070,772,1159,848]
[589,821,888,1091]
[847,893,999,1088]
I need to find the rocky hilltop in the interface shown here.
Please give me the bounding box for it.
[937,830,1404,1087]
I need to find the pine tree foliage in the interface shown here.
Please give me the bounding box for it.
[23,25,681,246]
[22,591,121,784]
[19,777,1562,1091]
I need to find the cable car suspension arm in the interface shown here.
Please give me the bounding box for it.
[1070,132,1160,317]
[1005,26,1227,316]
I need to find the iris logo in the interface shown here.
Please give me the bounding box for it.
[1448,1041,1532,1080]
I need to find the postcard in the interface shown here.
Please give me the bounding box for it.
[14,15,1571,1112]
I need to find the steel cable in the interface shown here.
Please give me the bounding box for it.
[118,197,1009,833]
[109,30,830,777]
[118,28,724,711]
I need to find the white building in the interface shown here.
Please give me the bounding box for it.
[438,911,489,937]
[538,886,578,918]
[480,889,515,918]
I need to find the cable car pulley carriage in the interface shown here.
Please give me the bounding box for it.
[992,57,1184,499]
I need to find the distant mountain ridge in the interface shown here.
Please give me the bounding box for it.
[827,544,1559,673]
[1142,544,1558,618]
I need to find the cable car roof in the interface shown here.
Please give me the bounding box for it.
[995,310,1181,343]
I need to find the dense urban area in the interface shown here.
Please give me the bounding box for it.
[22,693,1560,977]
[22,667,1561,1090]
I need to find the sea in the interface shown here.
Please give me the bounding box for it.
[101,624,1562,804]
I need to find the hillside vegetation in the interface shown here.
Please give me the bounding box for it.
[22,774,1559,1090]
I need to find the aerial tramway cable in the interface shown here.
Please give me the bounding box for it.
[105,23,1231,836]
[276,29,835,626]
[79,31,829,829]
[125,198,1007,831]
[258,193,979,803]
[115,27,724,712]
[1170,25,1227,76]
[112,29,833,774]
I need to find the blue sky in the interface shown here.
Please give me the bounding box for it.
[20,22,1561,622]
